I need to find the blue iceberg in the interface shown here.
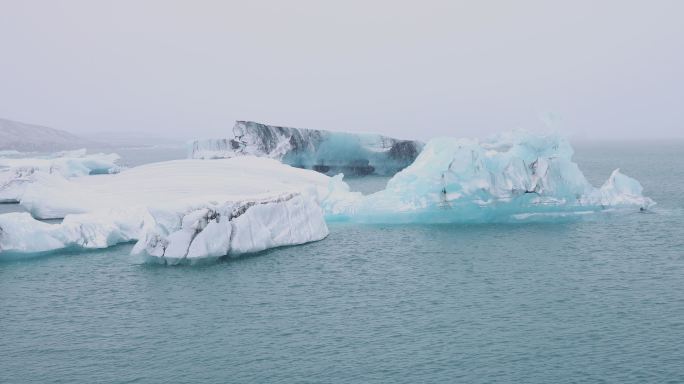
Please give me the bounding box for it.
[189,120,424,176]
[324,132,654,223]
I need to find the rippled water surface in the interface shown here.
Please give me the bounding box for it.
[2,142,684,383]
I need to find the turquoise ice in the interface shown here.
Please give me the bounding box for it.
[324,132,653,223]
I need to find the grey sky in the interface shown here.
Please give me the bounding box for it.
[0,0,682,141]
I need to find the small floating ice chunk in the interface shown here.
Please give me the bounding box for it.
[594,169,650,208]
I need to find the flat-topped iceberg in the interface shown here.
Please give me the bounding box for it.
[189,120,424,176]
[18,157,331,219]
[324,133,654,223]
[0,157,331,259]
[0,149,121,203]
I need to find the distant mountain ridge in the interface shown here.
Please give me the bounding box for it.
[0,118,93,152]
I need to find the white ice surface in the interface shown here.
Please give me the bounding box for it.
[19,157,332,219]
[0,149,121,203]
[0,208,148,254]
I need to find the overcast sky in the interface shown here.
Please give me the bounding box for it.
[0,0,682,141]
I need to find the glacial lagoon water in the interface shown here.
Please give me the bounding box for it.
[1,142,684,383]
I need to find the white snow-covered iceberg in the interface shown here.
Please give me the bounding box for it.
[324,133,654,223]
[0,157,331,260]
[0,208,146,254]
[0,149,121,203]
[17,157,331,219]
[0,193,328,263]
[189,120,424,176]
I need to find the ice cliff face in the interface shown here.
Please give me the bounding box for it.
[324,133,654,223]
[132,193,328,265]
[0,193,328,262]
[189,121,424,176]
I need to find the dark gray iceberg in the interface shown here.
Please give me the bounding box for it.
[189,121,424,176]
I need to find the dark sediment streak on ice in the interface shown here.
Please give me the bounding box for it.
[189,121,424,176]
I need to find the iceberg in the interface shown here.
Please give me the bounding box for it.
[324,133,654,223]
[0,157,331,259]
[0,149,121,203]
[0,131,655,261]
[0,193,327,262]
[0,209,147,254]
[189,120,424,176]
[0,148,120,177]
